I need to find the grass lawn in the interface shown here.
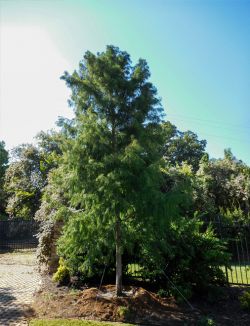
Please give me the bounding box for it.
[127,263,142,277]
[221,265,250,284]
[29,320,134,326]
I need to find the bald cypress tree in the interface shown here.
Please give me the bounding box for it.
[60,46,166,295]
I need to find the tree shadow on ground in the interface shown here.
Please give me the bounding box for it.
[0,287,16,303]
[0,287,36,323]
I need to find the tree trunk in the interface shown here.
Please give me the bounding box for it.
[115,216,122,296]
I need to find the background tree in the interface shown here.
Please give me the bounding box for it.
[0,141,9,216]
[163,121,207,172]
[196,149,250,222]
[4,144,45,218]
[4,132,62,219]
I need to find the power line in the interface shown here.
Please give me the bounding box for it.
[199,131,249,143]
[167,113,250,131]
[165,115,250,143]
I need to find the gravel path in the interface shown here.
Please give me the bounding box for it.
[0,251,41,326]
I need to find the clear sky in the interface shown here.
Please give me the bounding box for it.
[0,0,249,164]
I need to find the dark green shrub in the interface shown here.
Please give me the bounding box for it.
[206,286,226,304]
[198,316,216,326]
[170,284,193,303]
[157,288,169,298]
[138,218,230,298]
[239,289,250,311]
[117,306,133,320]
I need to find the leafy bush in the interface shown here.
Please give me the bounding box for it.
[198,316,216,326]
[138,217,230,298]
[220,207,248,224]
[239,289,250,311]
[157,288,169,298]
[117,306,132,320]
[53,258,70,285]
[55,215,229,300]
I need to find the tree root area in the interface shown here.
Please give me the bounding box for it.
[33,278,250,325]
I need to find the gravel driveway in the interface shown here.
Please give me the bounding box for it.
[0,251,41,326]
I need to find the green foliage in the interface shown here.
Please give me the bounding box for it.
[33,46,247,299]
[4,144,43,218]
[0,141,8,177]
[205,286,226,304]
[196,150,250,220]
[53,258,70,285]
[4,132,63,219]
[137,218,229,297]
[170,284,193,303]
[162,121,206,172]
[56,46,169,284]
[157,288,169,298]
[198,316,216,326]
[0,141,9,214]
[239,289,250,311]
[219,207,250,225]
[35,130,63,173]
[117,306,133,319]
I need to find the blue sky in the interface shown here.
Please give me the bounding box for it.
[0,0,249,164]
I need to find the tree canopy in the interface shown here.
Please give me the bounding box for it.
[162,121,206,171]
[4,131,62,219]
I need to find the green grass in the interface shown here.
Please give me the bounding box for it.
[221,265,250,284]
[29,320,134,326]
[126,263,142,276]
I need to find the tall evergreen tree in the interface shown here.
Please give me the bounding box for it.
[60,46,167,295]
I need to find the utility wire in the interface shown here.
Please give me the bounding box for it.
[165,117,250,143]
[161,268,196,311]
[167,113,250,130]
[169,118,250,135]
[197,132,250,144]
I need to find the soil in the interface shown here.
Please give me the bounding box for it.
[33,276,250,325]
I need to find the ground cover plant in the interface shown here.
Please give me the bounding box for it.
[239,289,250,311]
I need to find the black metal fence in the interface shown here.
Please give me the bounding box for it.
[0,219,40,250]
[213,222,250,286]
[126,222,250,286]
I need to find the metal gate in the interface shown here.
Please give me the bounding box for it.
[0,219,40,250]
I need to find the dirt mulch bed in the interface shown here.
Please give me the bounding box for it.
[33,276,250,325]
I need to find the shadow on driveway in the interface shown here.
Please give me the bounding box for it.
[0,287,16,303]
